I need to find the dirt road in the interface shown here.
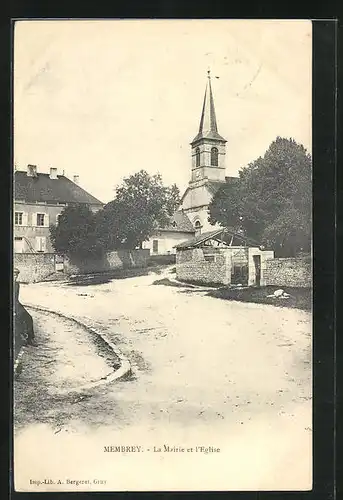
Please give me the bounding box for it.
[14,271,312,491]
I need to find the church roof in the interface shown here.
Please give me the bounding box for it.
[207,177,239,195]
[180,176,238,204]
[159,211,195,233]
[191,72,227,145]
[206,180,226,196]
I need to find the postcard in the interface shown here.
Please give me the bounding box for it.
[13,19,312,491]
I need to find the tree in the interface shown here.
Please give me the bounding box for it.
[50,205,103,262]
[97,170,181,250]
[165,183,181,216]
[208,137,312,256]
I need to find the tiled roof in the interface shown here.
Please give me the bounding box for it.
[225,176,239,183]
[180,176,239,203]
[176,229,223,249]
[175,227,261,249]
[159,211,195,233]
[206,180,226,196]
[207,176,239,195]
[14,171,103,205]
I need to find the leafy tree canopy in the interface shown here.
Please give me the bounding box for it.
[208,137,312,256]
[96,170,181,250]
[50,205,103,262]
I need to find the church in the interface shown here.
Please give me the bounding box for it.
[179,70,237,234]
[144,71,237,255]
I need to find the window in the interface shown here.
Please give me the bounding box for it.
[194,220,202,235]
[14,237,24,253]
[172,221,177,228]
[195,147,200,167]
[35,236,46,252]
[152,240,159,253]
[36,213,45,226]
[56,214,61,225]
[211,147,219,166]
[15,212,23,225]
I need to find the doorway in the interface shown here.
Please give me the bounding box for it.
[231,265,248,285]
[253,255,261,286]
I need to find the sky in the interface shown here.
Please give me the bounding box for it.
[14,20,312,203]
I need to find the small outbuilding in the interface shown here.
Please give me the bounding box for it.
[143,210,195,256]
[175,227,274,287]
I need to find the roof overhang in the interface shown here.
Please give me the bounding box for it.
[175,227,262,250]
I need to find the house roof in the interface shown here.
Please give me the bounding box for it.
[14,171,103,206]
[159,211,195,233]
[175,227,261,249]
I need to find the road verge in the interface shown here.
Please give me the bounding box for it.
[22,303,132,392]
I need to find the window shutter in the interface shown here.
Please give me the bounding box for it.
[22,213,28,226]
[44,214,50,227]
[41,237,47,252]
[32,212,37,227]
[35,236,41,251]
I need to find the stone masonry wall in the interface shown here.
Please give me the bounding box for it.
[64,249,150,275]
[264,257,311,288]
[14,250,150,282]
[176,248,229,285]
[14,253,56,283]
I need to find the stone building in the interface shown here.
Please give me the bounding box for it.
[14,165,103,254]
[175,228,274,287]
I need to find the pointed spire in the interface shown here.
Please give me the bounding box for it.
[199,69,218,133]
[191,70,226,144]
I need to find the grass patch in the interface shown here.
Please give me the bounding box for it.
[153,278,191,288]
[207,285,312,311]
[178,279,223,288]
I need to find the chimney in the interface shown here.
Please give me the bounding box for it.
[49,167,58,179]
[73,175,80,185]
[27,164,37,177]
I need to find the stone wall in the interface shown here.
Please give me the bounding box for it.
[14,253,56,283]
[64,249,150,275]
[176,248,230,285]
[14,249,150,282]
[264,257,311,288]
[148,254,176,266]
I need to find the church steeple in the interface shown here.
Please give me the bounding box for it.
[189,70,227,184]
[191,70,226,144]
